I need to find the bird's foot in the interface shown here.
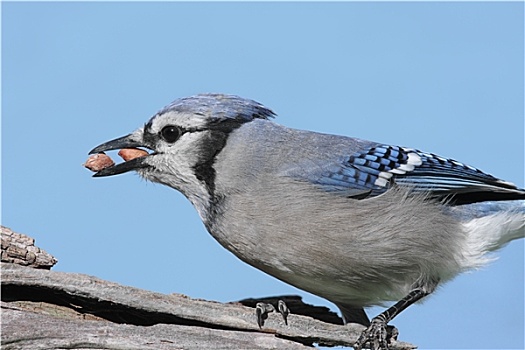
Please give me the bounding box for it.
[354,315,397,350]
[255,302,273,328]
[255,300,289,328]
[277,299,290,325]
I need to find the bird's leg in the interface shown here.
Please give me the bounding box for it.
[255,300,290,328]
[354,288,430,350]
[337,303,371,326]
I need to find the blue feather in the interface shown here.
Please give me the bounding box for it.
[313,144,525,204]
[158,94,275,123]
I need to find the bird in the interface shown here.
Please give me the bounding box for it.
[89,93,525,350]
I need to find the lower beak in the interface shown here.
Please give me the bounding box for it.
[89,134,151,177]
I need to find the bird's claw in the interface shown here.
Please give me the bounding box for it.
[255,300,289,328]
[256,302,273,328]
[354,316,397,350]
[277,299,290,325]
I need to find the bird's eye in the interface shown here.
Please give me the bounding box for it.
[160,125,181,143]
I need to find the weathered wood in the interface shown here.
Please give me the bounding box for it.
[2,303,309,350]
[1,226,57,269]
[1,263,416,349]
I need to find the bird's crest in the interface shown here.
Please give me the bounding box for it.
[157,93,276,123]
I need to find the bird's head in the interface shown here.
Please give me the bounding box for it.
[89,93,275,216]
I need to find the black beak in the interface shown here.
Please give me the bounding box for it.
[89,134,151,177]
[89,134,145,154]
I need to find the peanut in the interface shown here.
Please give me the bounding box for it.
[83,153,115,172]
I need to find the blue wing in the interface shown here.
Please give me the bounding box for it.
[314,145,525,205]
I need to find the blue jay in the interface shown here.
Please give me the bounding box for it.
[89,94,525,349]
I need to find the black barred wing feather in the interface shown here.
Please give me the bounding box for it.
[315,145,525,205]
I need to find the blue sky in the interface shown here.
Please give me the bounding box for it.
[2,2,523,349]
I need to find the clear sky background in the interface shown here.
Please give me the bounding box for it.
[2,2,524,349]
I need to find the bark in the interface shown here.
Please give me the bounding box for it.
[1,226,57,269]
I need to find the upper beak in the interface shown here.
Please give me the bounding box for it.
[89,134,152,177]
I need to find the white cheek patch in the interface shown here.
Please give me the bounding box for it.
[139,132,214,218]
[155,132,202,162]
